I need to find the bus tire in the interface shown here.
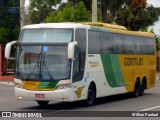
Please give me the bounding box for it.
[85,83,96,106]
[37,101,49,107]
[139,81,145,96]
[133,79,140,97]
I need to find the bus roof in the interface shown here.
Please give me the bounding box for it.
[81,22,127,30]
[23,22,154,38]
[82,22,154,38]
[22,23,88,29]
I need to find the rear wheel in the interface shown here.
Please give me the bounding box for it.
[85,84,96,106]
[139,82,145,96]
[37,101,49,107]
[133,80,140,97]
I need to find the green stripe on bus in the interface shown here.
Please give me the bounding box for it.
[37,81,58,89]
[101,54,126,87]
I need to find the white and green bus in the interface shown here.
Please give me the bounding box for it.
[5,22,156,106]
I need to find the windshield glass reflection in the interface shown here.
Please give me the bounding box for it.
[15,45,71,81]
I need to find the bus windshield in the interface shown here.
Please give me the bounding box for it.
[19,29,73,43]
[15,45,71,81]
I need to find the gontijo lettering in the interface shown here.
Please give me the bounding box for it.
[124,58,143,66]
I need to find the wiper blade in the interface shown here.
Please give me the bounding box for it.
[24,53,41,80]
[25,62,39,79]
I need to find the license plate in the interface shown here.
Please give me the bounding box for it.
[35,94,45,98]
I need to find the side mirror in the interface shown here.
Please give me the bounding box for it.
[5,41,17,59]
[68,41,77,60]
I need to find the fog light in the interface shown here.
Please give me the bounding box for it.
[62,98,68,101]
[17,96,23,100]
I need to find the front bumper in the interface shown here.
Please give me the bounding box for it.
[15,87,75,102]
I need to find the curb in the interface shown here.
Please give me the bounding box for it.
[0,81,14,86]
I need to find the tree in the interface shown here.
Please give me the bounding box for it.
[46,1,91,22]
[156,35,160,51]
[68,0,92,11]
[29,0,160,32]
[0,0,7,18]
[131,0,147,9]
[68,0,127,23]
[46,4,75,22]
[28,0,62,24]
[116,4,160,31]
[66,0,160,31]
[0,0,20,47]
[0,28,10,46]
[149,28,160,51]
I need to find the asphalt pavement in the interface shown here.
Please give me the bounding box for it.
[0,73,160,120]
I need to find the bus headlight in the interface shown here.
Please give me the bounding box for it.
[56,84,71,90]
[14,82,24,89]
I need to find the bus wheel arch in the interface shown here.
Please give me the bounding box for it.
[85,81,97,106]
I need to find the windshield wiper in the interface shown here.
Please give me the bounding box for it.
[40,52,54,80]
[25,62,40,79]
[24,53,41,80]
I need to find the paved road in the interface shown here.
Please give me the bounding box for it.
[0,77,160,119]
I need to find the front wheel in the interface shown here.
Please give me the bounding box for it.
[37,101,49,107]
[85,84,96,106]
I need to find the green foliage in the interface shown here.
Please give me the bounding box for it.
[67,0,160,31]
[116,5,160,31]
[74,2,91,22]
[154,33,160,51]
[148,28,160,51]
[156,35,160,51]
[0,0,20,48]
[0,0,7,18]
[29,0,62,24]
[0,28,10,46]
[68,0,92,11]
[46,1,91,22]
[29,0,160,32]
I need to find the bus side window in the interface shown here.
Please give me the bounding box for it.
[101,32,114,54]
[124,35,134,54]
[88,31,101,54]
[113,34,125,54]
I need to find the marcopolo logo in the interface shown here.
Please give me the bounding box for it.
[124,58,143,66]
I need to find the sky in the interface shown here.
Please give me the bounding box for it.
[147,0,160,35]
[25,0,160,35]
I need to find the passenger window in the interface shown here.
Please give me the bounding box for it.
[88,31,101,54]
[113,34,124,54]
[101,32,114,54]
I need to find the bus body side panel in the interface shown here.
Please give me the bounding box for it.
[85,54,156,99]
[85,54,127,98]
[118,54,156,92]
